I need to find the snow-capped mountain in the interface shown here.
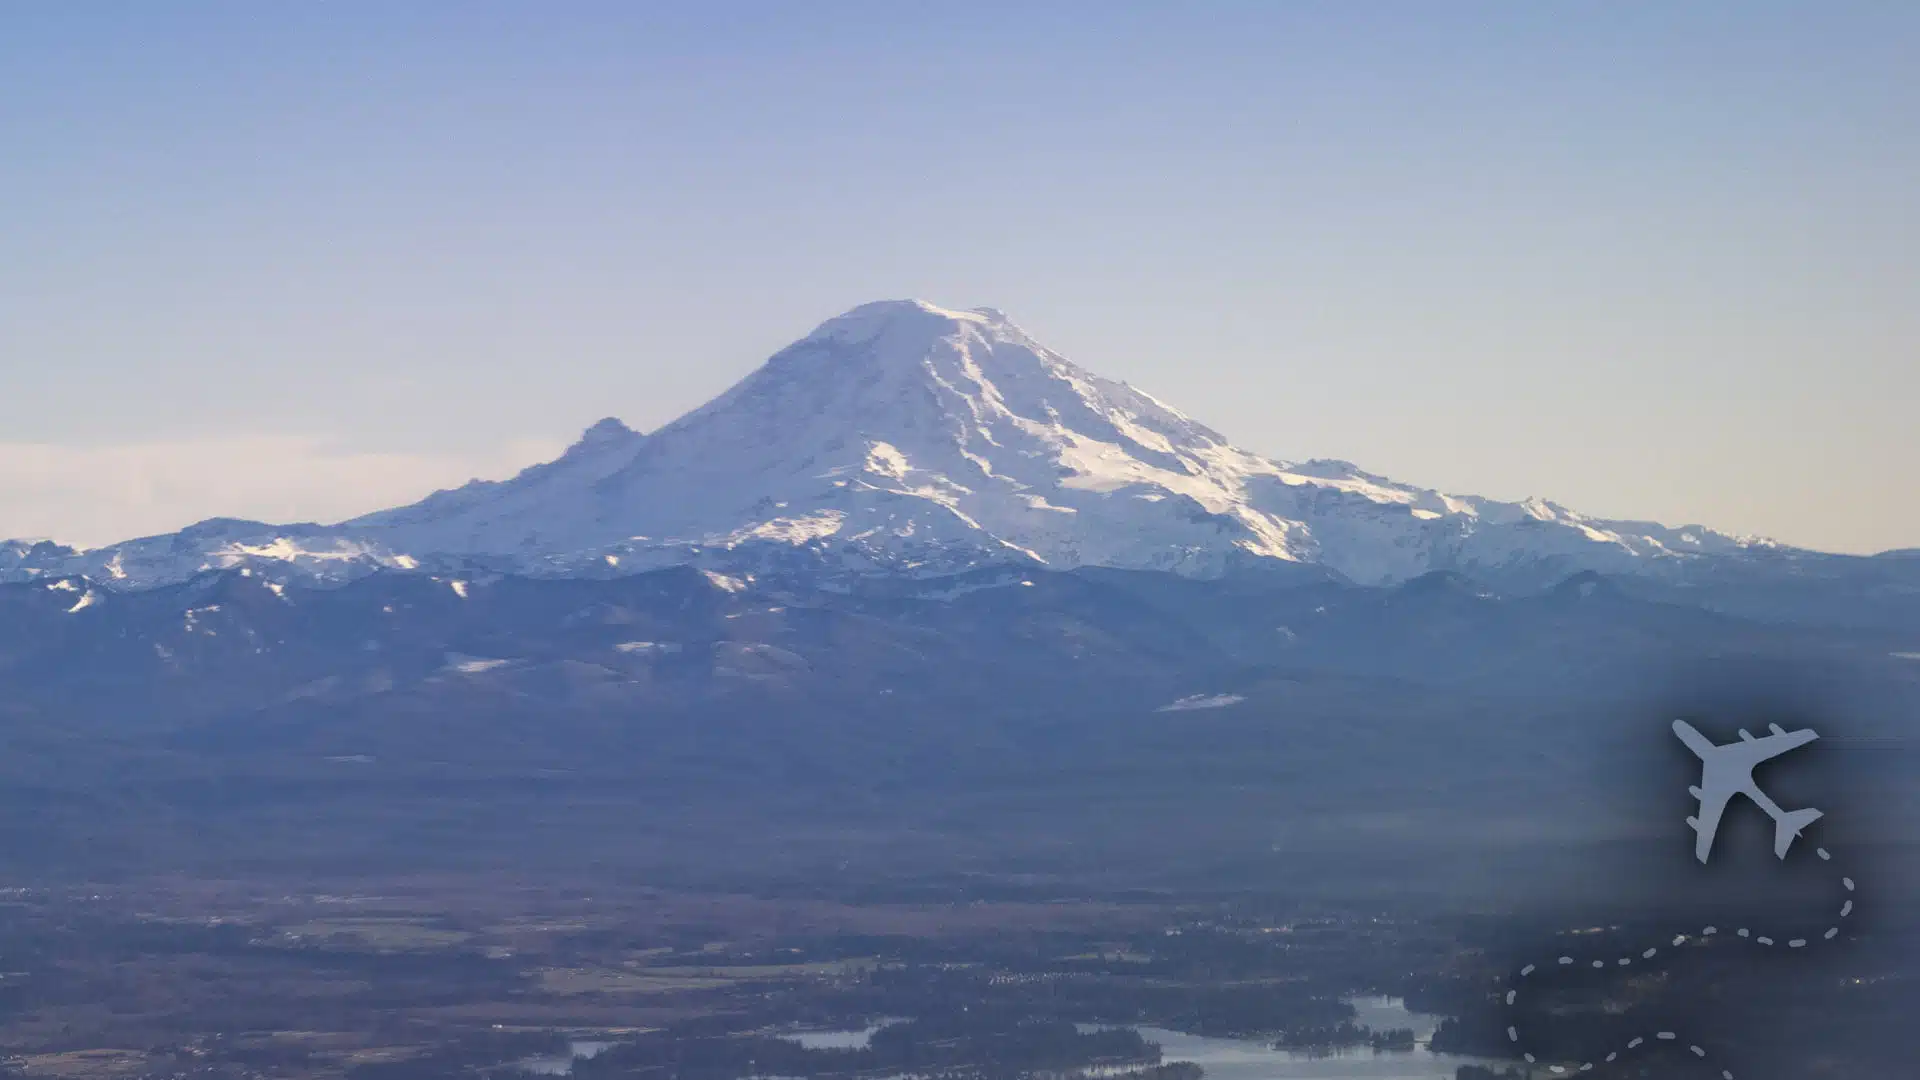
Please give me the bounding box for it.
[3,300,1784,590]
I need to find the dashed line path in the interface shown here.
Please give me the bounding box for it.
[1504,846,1855,1078]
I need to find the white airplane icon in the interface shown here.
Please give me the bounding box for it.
[1672,719,1823,864]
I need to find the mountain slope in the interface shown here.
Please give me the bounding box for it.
[4,300,1784,589]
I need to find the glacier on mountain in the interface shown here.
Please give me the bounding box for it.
[3,300,1780,590]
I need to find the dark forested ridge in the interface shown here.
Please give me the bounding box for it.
[0,562,1915,898]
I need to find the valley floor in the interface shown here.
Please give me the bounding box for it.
[0,873,1909,1080]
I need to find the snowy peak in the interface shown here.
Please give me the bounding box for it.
[577,416,641,448]
[667,298,1224,463]
[348,412,645,536]
[341,298,1772,584]
[3,300,1788,590]
[547,298,1295,575]
[800,298,1002,345]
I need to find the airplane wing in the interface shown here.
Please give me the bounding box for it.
[1672,719,1716,759]
[1720,724,1819,772]
[1687,784,1734,864]
[1745,724,1819,763]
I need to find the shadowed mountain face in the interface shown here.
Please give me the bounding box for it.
[2,562,1915,896]
[0,300,1831,592]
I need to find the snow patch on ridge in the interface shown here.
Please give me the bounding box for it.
[1158,693,1246,712]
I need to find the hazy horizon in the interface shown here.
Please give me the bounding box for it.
[5,4,1916,554]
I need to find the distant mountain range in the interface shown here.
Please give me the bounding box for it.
[0,299,1845,593]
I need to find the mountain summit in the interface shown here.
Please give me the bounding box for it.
[5,300,1777,588]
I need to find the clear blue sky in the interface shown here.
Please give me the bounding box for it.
[3,2,1915,551]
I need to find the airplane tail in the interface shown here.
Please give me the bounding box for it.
[1774,807,1823,859]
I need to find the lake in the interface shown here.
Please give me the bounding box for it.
[513,1039,616,1076]
[1095,997,1508,1080]
[783,1021,902,1050]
